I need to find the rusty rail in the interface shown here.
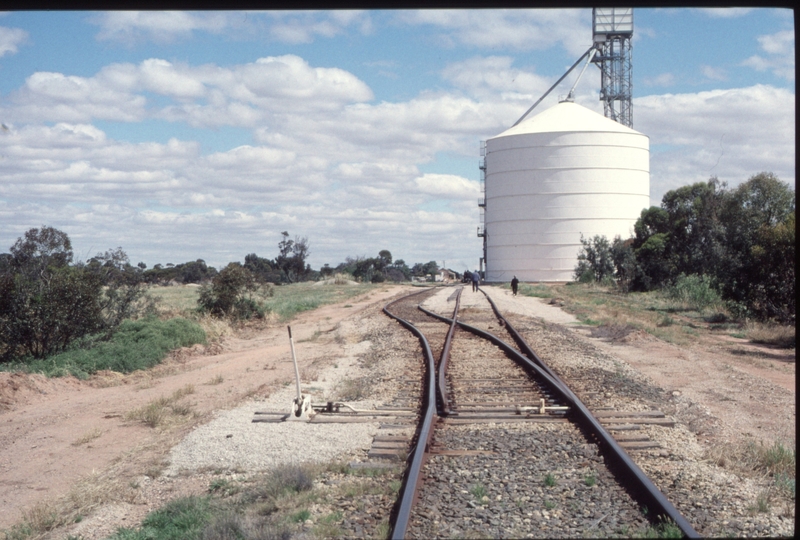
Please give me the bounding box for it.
[437,286,462,416]
[422,291,700,538]
[383,289,439,540]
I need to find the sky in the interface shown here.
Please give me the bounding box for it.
[0,8,794,272]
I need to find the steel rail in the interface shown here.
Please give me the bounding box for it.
[437,286,463,416]
[479,289,567,391]
[419,299,700,539]
[383,289,439,540]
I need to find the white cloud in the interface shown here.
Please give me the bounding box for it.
[90,11,373,46]
[414,173,479,199]
[643,73,676,87]
[0,26,27,56]
[701,65,727,81]
[442,56,551,101]
[635,84,795,203]
[396,9,591,57]
[742,30,795,81]
[93,11,229,44]
[696,8,754,19]
[2,56,373,128]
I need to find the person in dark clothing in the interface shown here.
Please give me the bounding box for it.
[511,275,519,296]
[471,271,480,292]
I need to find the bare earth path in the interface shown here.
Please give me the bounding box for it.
[0,283,794,536]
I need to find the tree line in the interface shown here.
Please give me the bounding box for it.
[575,172,795,322]
[0,226,444,363]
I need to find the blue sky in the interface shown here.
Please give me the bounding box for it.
[0,8,794,271]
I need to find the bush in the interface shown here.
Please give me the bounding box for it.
[198,263,265,320]
[574,235,615,283]
[0,227,147,362]
[667,274,723,312]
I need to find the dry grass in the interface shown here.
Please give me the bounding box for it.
[71,428,104,447]
[331,377,371,402]
[206,374,224,385]
[300,365,320,382]
[527,283,734,346]
[744,321,796,349]
[124,385,197,428]
[705,439,795,506]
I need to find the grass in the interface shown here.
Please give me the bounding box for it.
[744,321,796,349]
[514,281,796,348]
[705,439,796,508]
[259,282,377,323]
[125,385,197,428]
[3,317,206,379]
[638,518,683,538]
[5,456,398,540]
[71,428,104,446]
[584,473,597,487]
[206,374,224,385]
[108,495,213,540]
[3,280,377,381]
[332,377,371,401]
[543,473,556,487]
[470,483,487,501]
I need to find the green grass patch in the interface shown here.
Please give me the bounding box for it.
[470,483,487,500]
[109,496,212,540]
[3,317,206,379]
[518,283,555,298]
[638,518,683,538]
[260,282,377,322]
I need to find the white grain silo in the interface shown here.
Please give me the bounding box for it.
[482,99,649,282]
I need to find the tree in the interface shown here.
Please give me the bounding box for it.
[244,253,280,283]
[660,178,727,280]
[10,226,73,279]
[610,237,639,292]
[574,235,615,284]
[0,227,146,361]
[198,263,262,319]
[274,232,310,283]
[377,250,392,270]
[719,173,795,320]
[411,261,439,280]
[177,259,215,284]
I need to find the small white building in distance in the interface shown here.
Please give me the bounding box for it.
[482,99,650,282]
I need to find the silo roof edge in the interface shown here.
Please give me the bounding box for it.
[490,101,644,139]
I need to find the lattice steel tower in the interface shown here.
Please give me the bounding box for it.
[591,8,633,128]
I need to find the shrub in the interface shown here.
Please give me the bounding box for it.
[667,274,723,312]
[0,227,147,362]
[574,235,615,284]
[198,263,264,320]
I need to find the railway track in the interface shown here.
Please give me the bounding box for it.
[384,286,699,539]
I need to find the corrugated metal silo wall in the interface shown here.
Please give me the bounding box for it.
[484,127,649,283]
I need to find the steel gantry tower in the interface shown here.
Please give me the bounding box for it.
[592,8,634,128]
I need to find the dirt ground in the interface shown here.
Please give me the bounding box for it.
[0,284,795,534]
